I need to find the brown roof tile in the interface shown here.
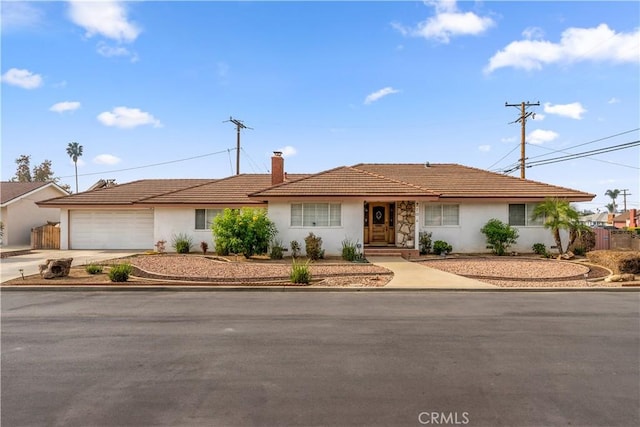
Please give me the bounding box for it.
[1,181,66,205]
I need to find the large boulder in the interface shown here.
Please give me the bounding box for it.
[39,258,73,279]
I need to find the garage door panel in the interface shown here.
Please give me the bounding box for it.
[70,210,154,249]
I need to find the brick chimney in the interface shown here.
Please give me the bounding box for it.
[630,209,637,228]
[271,151,284,185]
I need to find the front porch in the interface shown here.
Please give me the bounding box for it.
[363,201,418,259]
[363,245,420,260]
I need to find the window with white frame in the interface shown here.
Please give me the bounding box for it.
[508,204,544,226]
[290,203,341,227]
[195,209,223,230]
[423,204,459,226]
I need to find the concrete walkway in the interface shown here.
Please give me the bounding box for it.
[367,256,497,289]
[1,249,142,282]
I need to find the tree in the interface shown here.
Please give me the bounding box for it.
[531,198,579,254]
[32,159,55,182]
[66,142,83,193]
[567,216,594,253]
[605,203,616,213]
[211,208,277,258]
[605,189,620,213]
[11,154,32,182]
[10,154,71,192]
[480,218,519,256]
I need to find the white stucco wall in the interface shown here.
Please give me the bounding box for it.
[2,186,63,246]
[418,202,566,253]
[268,201,363,257]
[154,208,215,252]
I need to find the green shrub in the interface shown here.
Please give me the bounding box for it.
[108,263,133,282]
[171,233,193,254]
[532,243,547,255]
[304,232,324,260]
[481,219,519,256]
[270,239,284,260]
[433,240,452,255]
[573,247,587,256]
[341,238,358,262]
[290,258,311,284]
[290,240,301,258]
[212,208,277,258]
[85,264,103,274]
[419,231,432,255]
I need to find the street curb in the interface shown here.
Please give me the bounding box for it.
[1,285,638,292]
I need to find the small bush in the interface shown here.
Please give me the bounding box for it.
[304,232,323,260]
[481,219,519,256]
[270,239,284,260]
[108,263,133,282]
[341,238,358,262]
[419,231,432,255]
[433,240,452,255]
[290,258,311,284]
[85,264,103,274]
[211,208,277,258]
[200,241,209,254]
[532,243,547,255]
[172,233,193,254]
[620,257,640,274]
[573,247,587,256]
[290,240,301,258]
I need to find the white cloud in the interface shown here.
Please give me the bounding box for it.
[68,0,140,43]
[608,97,620,104]
[500,136,516,143]
[543,102,587,120]
[97,41,139,61]
[97,106,162,129]
[71,158,86,167]
[534,113,545,121]
[393,0,494,43]
[522,26,544,40]
[364,87,400,105]
[1,1,44,32]
[1,68,43,89]
[93,154,122,165]
[527,129,559,145]
[486,24,640,73]
[276,146,297,158]
[50,101,81,113]
[478,145,491,152]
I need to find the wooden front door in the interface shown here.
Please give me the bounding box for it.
[370,203,389,245]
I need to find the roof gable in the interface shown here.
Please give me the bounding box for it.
[1,181,68,206]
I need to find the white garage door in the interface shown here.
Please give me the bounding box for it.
[70,210,154,249]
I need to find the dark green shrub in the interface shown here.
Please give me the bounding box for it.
[108,263,132,282]
[290,240,301,258]
[481,219,519,256]
[433,240,452,255]
[532,243,547,255]
[212,208,277,258]
[304,232,323,260]
[85,264,103,274]
[419,231,432,255]
[341,238,358,262]
[573,247,587,256]
[290,258,311,284]
[270,239,284,260]
[171,233,193,254]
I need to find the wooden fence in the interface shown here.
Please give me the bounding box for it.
[31,223,60,249]
[592,229,640,251]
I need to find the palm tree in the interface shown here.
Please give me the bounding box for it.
[605,189,620,213]
[66,142,83,193]
[605,203,616,213]
[531,198,578,254]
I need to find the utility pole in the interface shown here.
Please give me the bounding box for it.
[224,116,252,175]
[505,101,540,179]
[621,189,631,211]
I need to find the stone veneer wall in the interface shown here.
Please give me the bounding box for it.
[396,201,416,248]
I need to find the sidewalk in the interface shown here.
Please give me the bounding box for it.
[367,256,498,289]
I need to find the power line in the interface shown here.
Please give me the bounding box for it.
[224,116,252,175]
[525,140,640,168]
[505,101,540,178]
[487,143,521,171]
[525,141,639,170]
[59,148,235,179]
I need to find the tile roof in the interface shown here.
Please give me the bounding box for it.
[1,181,65,205]
[251,163,593,201]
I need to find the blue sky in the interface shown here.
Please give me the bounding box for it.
[1,0,638,212]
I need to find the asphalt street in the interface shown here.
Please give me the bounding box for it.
[2,292,638,427]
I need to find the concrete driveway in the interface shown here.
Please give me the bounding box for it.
[0,249,140,282]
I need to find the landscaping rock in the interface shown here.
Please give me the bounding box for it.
[39,258,73,279]
[604,273,636,283]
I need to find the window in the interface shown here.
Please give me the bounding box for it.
[291,203,341,227]
[424,204,459,226]
[508,204,544,226]
[195,209,223,230]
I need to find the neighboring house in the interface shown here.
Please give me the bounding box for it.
[580,212,609,227]
[0,181,69,246]
[612,210,638,229]
[39,153,594,254]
